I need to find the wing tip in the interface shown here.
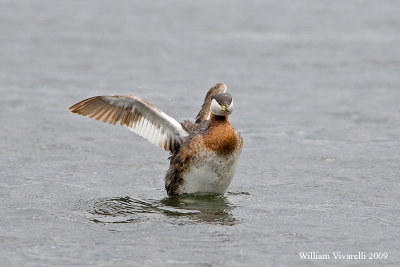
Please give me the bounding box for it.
[214,82,227,92]
[195,83,228,123]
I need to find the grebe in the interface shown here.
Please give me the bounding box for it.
[69,83,243,196]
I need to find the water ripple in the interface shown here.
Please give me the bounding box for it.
[87,195,237,225]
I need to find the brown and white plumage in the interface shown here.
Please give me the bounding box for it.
[69,83,242,196]
[69,95,188,153]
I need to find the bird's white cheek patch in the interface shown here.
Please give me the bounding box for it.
[210,99,224,116]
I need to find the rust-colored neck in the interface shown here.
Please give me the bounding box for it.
[209,114,228,124]
[205,114,237,155]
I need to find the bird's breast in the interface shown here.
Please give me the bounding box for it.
[203,120,238,155]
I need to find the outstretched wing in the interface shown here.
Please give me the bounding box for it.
[69,95,189,152]
[195,83,227,123]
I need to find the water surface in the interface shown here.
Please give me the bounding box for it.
[1,0,400,266]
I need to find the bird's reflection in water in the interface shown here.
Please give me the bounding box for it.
[90,194,236,225]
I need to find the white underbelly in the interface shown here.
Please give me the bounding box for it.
[181,150,240,194]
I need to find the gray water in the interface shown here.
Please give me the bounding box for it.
[1,0,400,266]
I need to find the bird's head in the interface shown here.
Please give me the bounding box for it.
[210,93,233,116]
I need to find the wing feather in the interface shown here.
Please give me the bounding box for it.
[69,95,188,152]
